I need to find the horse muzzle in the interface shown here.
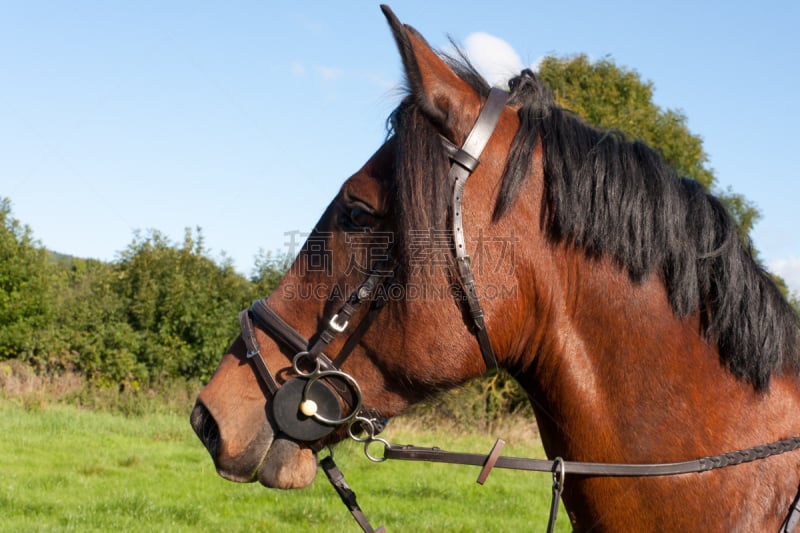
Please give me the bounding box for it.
[190,400,318,488]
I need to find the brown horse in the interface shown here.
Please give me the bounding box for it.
[191,5,800,531]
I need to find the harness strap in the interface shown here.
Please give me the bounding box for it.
[782,484,800,533]
[305,267,391,363]
[329,293,389,370]
[246,295,386,422]
[320,455,385,533]
[548,458,565,533]
[249,299,333,365]
[250,266,389,368]
[239,309,280,395]
[383,436,800,531]
[446,86,508,373]
[384,435,800,477]
[476,437,505,485]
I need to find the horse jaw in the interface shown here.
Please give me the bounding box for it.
[257,437,317,489]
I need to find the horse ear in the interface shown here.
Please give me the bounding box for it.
[381,5,481,141]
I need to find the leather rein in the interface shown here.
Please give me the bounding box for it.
[236,86,800,532]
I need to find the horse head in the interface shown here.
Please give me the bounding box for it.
[190,5,533,489]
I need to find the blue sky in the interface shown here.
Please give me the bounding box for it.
[2,1,798,293]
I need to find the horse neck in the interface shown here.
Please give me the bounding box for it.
[511,247,800,465]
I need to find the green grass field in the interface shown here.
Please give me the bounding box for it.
[0,399,568,532]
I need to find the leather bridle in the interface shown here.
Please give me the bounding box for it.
[234,86,800,532]
[239,86,508,442]
[240,266,393,444]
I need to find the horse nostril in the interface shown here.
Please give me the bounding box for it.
[190,401,221,458]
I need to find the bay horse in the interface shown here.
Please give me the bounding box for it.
[191,5,800,531]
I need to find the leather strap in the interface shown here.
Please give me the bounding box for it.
[782,484,800,532]
[548,458,565,533]
[250,299,328,362]
[446,87,508,372]
[239,309,280,395]
[384,435,800,478]
[384,436,800,532]
[476,437,505,484]
[305,267,390,363]
[250,265,389,371]
[320,455,385,533]
[331,291,389,370]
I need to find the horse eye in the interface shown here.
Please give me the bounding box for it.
[344,206,377,229]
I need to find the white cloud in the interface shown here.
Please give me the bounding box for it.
[769,257,800,296]
[315,65,343,81]
[366,72,396,91]
[289,62,344,83]
[462,32,525,86]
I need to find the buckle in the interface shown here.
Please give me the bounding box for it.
[329,313,349,333]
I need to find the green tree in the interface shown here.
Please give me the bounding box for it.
[251,249,290,297]
[537,55,760,240]
[113,228,255,381]
[51,256,141,383]
[0,198,55,361]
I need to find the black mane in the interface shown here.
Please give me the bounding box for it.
[389,56,799,389]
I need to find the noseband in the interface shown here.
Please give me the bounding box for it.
[238,87,509,447]
[240,268,391,444]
